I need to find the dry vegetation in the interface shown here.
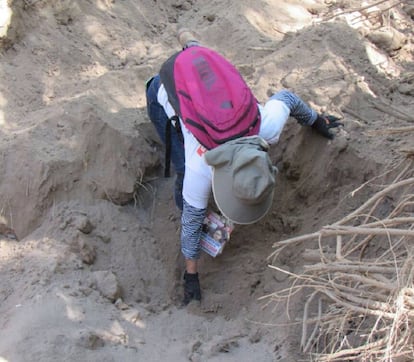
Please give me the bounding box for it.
[266,157,414,361]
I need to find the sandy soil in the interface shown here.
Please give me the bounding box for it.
[0,0,413,361]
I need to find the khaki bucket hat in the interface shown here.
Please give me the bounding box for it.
[204,136,278,224]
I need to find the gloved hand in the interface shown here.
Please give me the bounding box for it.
[183,271,201,305]
[311,114,343,140]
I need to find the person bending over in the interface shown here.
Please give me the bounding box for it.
[145,29,342,305]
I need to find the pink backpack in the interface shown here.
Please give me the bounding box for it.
[160,46,261,150]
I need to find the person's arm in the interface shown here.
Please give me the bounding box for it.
[270,90,342,139]
[179,153,211,304]
[180,199,206,304]
[260,89,317,144]
[181,199,206,263]
[269,90,317,126]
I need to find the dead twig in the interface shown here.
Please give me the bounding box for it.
[369,98,414,123]
[350,0,404,25]
[366,126,414,136]
[304,263,399,274]
[400,149,414,159]
[322,225,414,237]
[335,177,414,225]
[322,0,398,21]
[341,106,373,124]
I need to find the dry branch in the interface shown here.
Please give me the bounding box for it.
[369,98,414,123]
[401,149,414,158]
[335,177,414,225]
[267,169,414,361]
[322,0,399,21]
[366,126,414,136]
[304,263,399,274]
[322,225,414,237]
[342,106,373,124]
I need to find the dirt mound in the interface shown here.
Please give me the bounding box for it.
[0,0,413,361]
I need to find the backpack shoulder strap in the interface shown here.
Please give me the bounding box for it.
[161,52,185,177]
[164,115,183,178]
[160,51,182,115]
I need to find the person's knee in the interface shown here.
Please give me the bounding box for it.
[145,74,160,103]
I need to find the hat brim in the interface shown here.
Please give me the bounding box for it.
[211,166,274,225]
